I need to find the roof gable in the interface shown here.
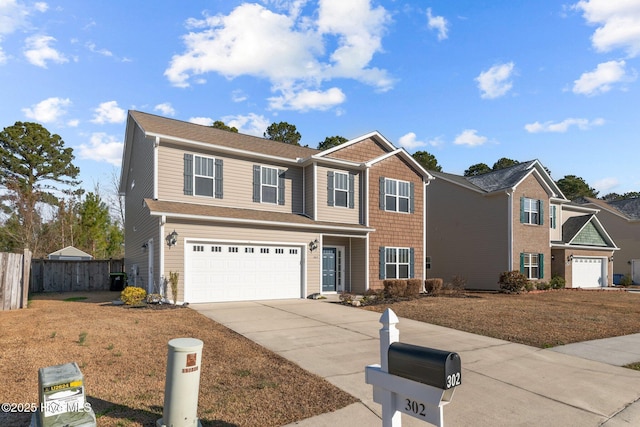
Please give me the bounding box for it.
[562,215,616,248]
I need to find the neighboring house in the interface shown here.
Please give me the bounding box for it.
[577,197,640,284]
[47,246,93,261]
[119,111,433,303]
[426,160,618,290]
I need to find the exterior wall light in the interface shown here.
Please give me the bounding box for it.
[166,230,179,247]
[309,239,319,251]
[567,254,574,262]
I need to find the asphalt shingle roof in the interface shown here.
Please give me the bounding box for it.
[465,160,537,193]
[607,198,640,220]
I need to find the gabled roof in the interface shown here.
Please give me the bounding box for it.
[579,196,640,221]
[431,160,566,198]
[559,214,617,248]
[48,246,93,259]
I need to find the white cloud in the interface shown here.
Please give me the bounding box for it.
[572,60,634,95]
[222,113,271,137]
[0,46,6,65]
[426,8,448,41]
[475,62,515,99]
[593,177,619,193]
[67,119,79,127]
[573,0,640,57]
[453,129,488,147]
[33,2,48,13]
[22,97,71,123]
[91,101,126,124]
[398,132,426,150]
[268,86,345,111]
[23,35,68,68]
[78,133,123,166]
[0,0,29,36]
[85,42,113,57]
[165,0,393,111]
[188,117,214,126]
[524,117,605,133]
[231,90,248,102]
[154,102,175,116]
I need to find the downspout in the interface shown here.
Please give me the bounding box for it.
[153,136,160,200]
[506,188,514,271]
[364,165,370,290]
[159,215,166,297]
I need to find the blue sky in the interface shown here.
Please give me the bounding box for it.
[1,0,639,197]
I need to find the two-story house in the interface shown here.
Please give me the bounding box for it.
[577,197,640,284]
[119,111,433,303]
[426,160,618,290]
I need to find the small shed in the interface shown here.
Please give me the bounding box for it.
[47,246,93,261]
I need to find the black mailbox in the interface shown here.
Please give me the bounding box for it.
[388,342,461,390]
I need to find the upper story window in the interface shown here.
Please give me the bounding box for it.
[327,171,355,208]
[183,154,223,198]
[381,178,413,213]
[549,205,557,229]
[520,197,544,225]
[253,165,285,205]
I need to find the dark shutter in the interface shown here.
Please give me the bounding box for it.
[348,173,355,209]
[409,248,415,278]
[379,247,386,280]
[278,169,285,205]
[379,177,386,210]
[327,171,334,206]
[183,154,193,196]
[519,253,525,273]
[520,197,525,223]
[252,165,260,202]
[539,254,544,279]
[409,182,415,213]
[538,200,544,225]
[214,159,223,199]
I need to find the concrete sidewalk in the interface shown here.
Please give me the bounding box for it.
[192,299,640,426]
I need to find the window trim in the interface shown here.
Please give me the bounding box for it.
[193,155,214,197]
[333,171,349,208]
[253,165,285,205]
[382,177,413,213]
[379,246,415,279]
[520,196,544,225]
[520,252,544,279]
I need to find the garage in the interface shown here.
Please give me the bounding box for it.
[184,242,303,303]
[572,257,605,288]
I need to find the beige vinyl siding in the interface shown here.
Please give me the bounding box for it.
[316,165,361,224]
[427,180,509,290]
[348,238,368,294]
[304,165,315,218]
[123,124,159,290]
[162,220,321,302]
[549,202,562,241]
[595,210,638,277]
[157,143,304,213]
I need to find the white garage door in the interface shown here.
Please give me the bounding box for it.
[572,257,605,288]
[185,242,303,303]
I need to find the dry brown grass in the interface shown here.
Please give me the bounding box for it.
[0,292,356,427]
[363,289,640,348]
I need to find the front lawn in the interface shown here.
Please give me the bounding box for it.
[362,289,640,348]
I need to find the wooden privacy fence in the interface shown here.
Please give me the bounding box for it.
[30,258,125,293]
[0,249,32,311]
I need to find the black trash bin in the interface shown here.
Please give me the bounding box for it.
[109,272,127,291]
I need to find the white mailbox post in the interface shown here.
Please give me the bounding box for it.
[157,338,203,427]
[365,309,461,427]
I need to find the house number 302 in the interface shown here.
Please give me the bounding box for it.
[446,372,461,388]
[404,399,427,416]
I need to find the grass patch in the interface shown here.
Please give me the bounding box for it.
[64,296,88,302]
[624,362,640,371]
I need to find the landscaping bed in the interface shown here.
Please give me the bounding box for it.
[0,292,356,427]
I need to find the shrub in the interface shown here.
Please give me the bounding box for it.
[425,278,444,295]
[121,286,147,305]
[339,292,355,303]
[383,280,407,298]
[549,275,566,289]
[524,281,535,292]
[499,271,529,294]
[444,275,466,295]
[536,281,551,291]
[620,274,633,287]
[405,279,422,297]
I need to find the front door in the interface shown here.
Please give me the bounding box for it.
[322,247,344,293]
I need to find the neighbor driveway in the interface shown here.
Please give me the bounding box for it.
[192,299,640,426]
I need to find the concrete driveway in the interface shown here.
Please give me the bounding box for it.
[192,299,640,426]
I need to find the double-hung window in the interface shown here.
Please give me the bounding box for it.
[253,165,285,205]
[382,247,412,279]
[521,253,544,279]
[384,178,411,213]
[334,172,349,207]
[183,153,223,198]
[521,197,544,225]
[194,156,214,197]
[261,166,278,204]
